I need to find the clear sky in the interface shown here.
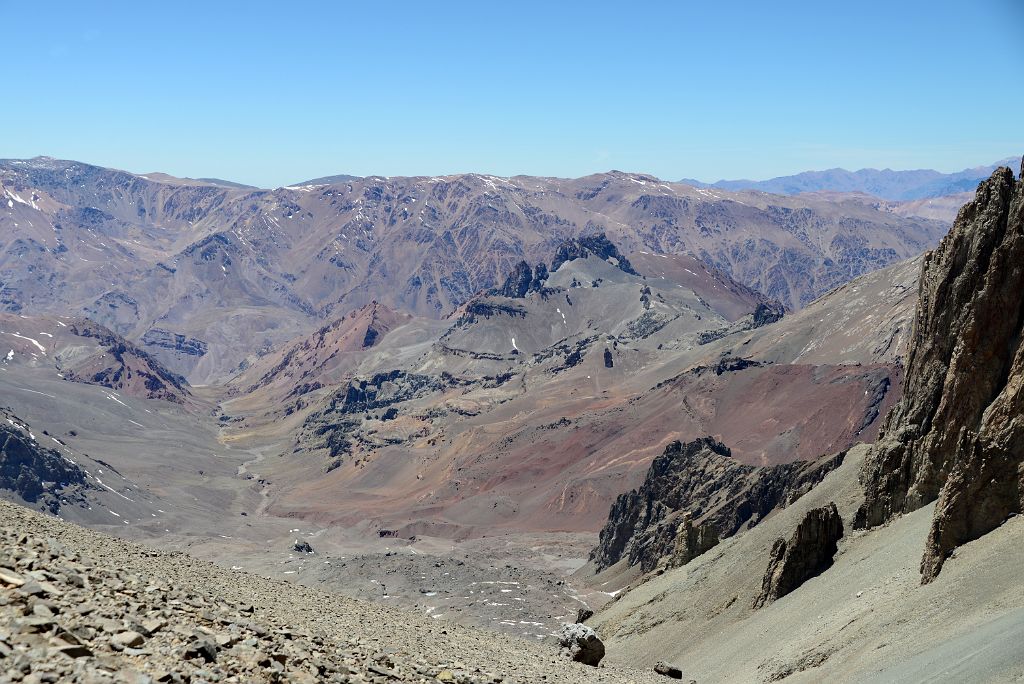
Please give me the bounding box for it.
[2,1,1021,187]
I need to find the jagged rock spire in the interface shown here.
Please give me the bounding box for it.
[855,160,1024,581]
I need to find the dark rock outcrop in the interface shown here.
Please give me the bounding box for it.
[752,300,786,327]
[654,661,685,679]
[575,608,594,624]
[550,233,638,275]
[455,300,527,326]
[855,161,1024,581]
[753,503,843,608]
[688,356,764,376]
[667,513,720,568]
[496,260,548,298]
[140,328,208,357]
[0,424,90,513]
[323,370,446,416]
[625,311,674,340]
[696,298,784,345]
[590,438,845,573]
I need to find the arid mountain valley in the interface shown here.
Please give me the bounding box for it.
[2,155,1023,683]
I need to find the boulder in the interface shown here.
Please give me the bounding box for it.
[754,503,843,608]
[654,660,684,678]
[184,635,218,663]
[556,622,605,666]
[111,630,145,648]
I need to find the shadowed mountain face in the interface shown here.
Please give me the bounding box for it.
[683,158,1018,200]
[0,157,946,382]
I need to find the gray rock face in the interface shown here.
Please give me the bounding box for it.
[753,503,844,608]
[855,161,1024,581]
[496,260,548,298]
[0,424,90,513]
[141,328,208,357]
[551,233,639,276]
[591,438,844,573]
[752,300,785,327]
[556,623,605,667]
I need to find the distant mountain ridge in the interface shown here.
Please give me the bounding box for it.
[682,157,1019,201]
[0,156,946,383]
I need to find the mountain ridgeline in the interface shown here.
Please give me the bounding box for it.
[0,157,946,382]
[683,157,1018,200]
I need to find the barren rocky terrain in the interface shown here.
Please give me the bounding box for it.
[0,224,921,643]
[0,499,662,683]
[0,157,946,383]
[2,155,1021,683]
[588,160,1024,682]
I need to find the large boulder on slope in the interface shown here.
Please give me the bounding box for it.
[753,503,844,608]
[556,622,605,666]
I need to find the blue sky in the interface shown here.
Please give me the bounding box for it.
[2,1,1021,187]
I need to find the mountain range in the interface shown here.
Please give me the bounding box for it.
[681,157,1018,200]
[0,156,946,383]
[1,154,1022,682]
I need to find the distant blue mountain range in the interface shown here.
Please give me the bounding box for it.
[681,157,1019,201]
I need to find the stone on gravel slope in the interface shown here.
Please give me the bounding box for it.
[855,161,1024,581]
[557,623,605,667]
[753,503,844,608]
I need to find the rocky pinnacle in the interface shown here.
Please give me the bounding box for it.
[855,159,1024,581]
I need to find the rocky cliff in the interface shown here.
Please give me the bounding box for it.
[0,419,91,513]
[855,160,1024,581]
[591,438,845,573]
[495,260,549,298]
[753,503,844,608]
[550,234,639,276]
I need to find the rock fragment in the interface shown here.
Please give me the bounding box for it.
[653,660,683,678]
